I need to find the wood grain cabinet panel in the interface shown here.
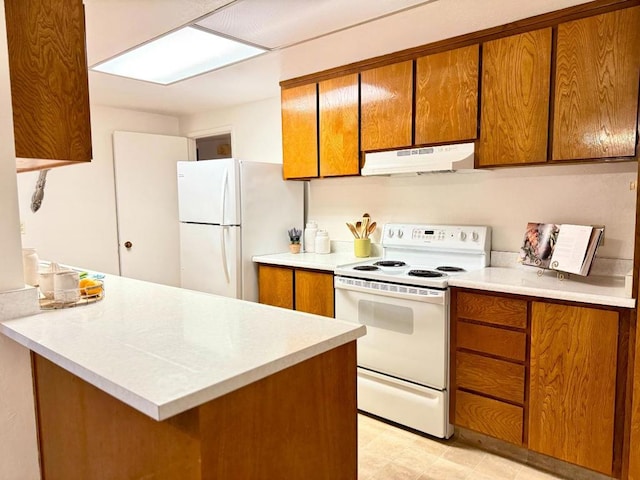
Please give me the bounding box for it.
[457,321,527,362]
[319,74,360,177]
[282,84,318,179]
[456,351,525,404]
[5,0,92,166]
[455,390,523,445]
[552,6,640,161]
[361,61,413,151]
[478,28,551,166]
[629,335,640,479]
[258,265,293,309]
[529,302,618,475]
[415,45,479,145]
[457,291,527,329]
[295,270,334,318]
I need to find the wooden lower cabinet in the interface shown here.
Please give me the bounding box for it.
[452,289,528,446]
[33,345,357,479]
[455,390,524,445]
[452,288,631,478]
[258,265,334,317]
[258,265,293,309]
[295,269,335,317]
[529,302,619,476]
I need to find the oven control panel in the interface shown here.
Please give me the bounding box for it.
[382,224,491,252]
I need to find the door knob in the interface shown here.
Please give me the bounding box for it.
[124,241,133,249]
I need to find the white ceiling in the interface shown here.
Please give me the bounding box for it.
[84,0,593,118]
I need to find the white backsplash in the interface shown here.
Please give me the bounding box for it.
[308,161,638,262]
[491,250,632,277]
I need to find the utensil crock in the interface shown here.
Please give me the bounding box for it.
[354,238,371,258]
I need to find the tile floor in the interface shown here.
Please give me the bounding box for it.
[358,414,564,480]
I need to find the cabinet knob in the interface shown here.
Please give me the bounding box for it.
[124,241,133,249]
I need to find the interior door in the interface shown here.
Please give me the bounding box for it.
[113,131,189,287]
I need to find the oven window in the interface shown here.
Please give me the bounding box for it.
[357,300,414,334]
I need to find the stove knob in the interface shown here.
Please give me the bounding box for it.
[459,231,467,241]
[397,229,404,238]
[472,231,479,242]
[388,230,394,238]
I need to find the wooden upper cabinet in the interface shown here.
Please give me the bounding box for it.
[415,45,479,145]
[5,0,92,172]
[319,74,360,177]
[552,7,640,161]
[361,61,413,151]
[529,302,618,476]
[478,28,552,167]
[281,84,318,179]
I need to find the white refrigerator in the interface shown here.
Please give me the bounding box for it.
[177,159,303,301]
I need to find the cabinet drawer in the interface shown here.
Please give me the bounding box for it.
[456,351,525,404]
[457,321,526,361]
[455,390,523,445]
[457,292,527,329]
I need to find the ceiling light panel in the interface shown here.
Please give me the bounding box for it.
[91,26,266,85]
[195,0,433,49]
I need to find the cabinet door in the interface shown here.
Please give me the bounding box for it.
[294,270,334,318]
[361,61,413,151]
[6,0,92,168]
[478,28,551,166]
[258,265,293,309]
[552,7,640,161]
[529,302,618,475]
[319,74,360,177]
[281,84,318,179]
[415,45,479,145]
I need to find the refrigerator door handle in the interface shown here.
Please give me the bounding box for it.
[220,226,231,283]
[220,169,229,225]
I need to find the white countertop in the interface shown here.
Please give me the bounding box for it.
[449,266,635,308]
[253,251,379,271]
[0,275,365,421]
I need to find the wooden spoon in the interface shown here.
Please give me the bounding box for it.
[367,221,377,238]
[346,222,360,239]
[361,213,371,238]
[355,221,362,238]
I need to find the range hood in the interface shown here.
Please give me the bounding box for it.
[361,142,475,176]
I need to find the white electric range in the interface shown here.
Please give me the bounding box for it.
[334,223,491,438]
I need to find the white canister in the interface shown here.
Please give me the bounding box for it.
[22,248,39,286]
[315,230,330,254]
[54,270,80,303]
[304,221,318,253]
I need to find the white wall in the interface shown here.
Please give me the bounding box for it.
[309,162,638,260]
[0,0,40,477]
[17,105,180,274]
[181,96,638,261]
[179,97,282,164]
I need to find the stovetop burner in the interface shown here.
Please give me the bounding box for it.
[353,265,380,271]
[407,269,445,278]
[435,266,466,273]
[374,260,407,267]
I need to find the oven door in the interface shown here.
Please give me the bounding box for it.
[334,277,448,390]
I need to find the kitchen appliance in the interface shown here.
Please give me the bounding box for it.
[361,142,474,176]
[334,223,491,438]
[177,159,303,301]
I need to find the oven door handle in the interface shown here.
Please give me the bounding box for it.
[334,277,447,305]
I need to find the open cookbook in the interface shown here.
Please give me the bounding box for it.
[518,222,604,276]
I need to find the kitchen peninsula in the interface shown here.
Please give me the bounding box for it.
[0,274,365,479]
